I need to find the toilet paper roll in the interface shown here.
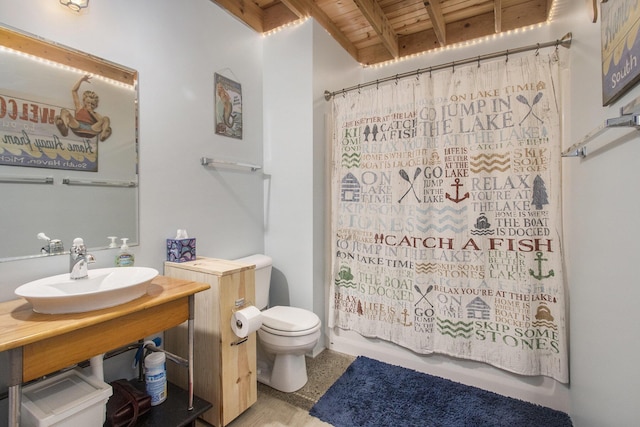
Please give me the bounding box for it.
[231,305,262,338]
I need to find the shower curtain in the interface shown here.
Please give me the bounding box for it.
[329,53,568,382]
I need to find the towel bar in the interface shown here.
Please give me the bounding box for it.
[0,176,54,184]
[62,178,137,187]
[200,157,262,172]
[562,114,640,158]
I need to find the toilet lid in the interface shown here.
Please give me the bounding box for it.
[261,306,320,334]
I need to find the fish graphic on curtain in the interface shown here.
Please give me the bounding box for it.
[329,53,568,382]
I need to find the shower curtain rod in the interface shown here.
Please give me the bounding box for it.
[323,32,572,101]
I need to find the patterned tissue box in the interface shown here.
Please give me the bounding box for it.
[166,238,196,263]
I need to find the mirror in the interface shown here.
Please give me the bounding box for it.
[0,25,138,261]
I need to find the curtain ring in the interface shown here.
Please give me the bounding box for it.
[395,74,399,85]
[535,43,540,56]
[416,69,421,80]
[429,67,432,78]
[505,49,509,62]
[357,84,361,94]
[376,79,379,90]
[477,56,481,68]
[452,61,455,73]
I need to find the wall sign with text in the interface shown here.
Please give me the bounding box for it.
[601,0,640,106]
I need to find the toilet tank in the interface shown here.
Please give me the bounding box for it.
[233,254,272,310]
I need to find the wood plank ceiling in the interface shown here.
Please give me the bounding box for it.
[211,0,554,66]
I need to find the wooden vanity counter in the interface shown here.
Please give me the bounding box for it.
[0,275,209,426]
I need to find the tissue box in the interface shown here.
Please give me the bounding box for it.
[167,238,196,263]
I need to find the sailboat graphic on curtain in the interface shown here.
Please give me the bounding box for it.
[329,53,568,383]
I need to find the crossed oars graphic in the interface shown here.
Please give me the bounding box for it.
[414,284,434,307]
[517,92,544,125]
[398,168,421,203]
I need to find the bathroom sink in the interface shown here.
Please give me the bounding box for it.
[15,267,159,314]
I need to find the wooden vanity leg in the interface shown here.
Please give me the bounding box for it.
[188,294,195,411]
[8,347,23,427]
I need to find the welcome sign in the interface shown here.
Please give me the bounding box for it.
[0,94,98,171]
[330,54,568,382]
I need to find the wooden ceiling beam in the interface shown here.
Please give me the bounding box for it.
[352,0,399,59]
[361,9,500,66]
[263,3,299,32]
[280,0,311,18]
[281,0,361,61]
[494,0,502,33]
[210,0,264,32]
[423,0,446,47]
[501,1,547,31]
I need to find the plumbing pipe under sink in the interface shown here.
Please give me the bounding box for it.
[90,354,105,382]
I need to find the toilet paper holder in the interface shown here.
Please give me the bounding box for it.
[232,298,249,329]
[230,304,251,345]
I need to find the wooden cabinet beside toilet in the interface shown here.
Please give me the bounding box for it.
[164,258,257,427]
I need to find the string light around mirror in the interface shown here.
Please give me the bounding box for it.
[0,45,134,90]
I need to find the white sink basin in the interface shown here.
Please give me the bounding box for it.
[15,267,159,314]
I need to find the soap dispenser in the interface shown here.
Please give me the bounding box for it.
[115,238,135,267]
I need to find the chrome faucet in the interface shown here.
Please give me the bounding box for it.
[70,237,95,279]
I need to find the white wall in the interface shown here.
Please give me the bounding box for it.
[0,0,264,385]
[562,5,640,427]
[262,20,361,355]
[263,22,314,313]
[262,21,325,354]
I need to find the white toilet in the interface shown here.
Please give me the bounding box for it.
[234,254,321,393]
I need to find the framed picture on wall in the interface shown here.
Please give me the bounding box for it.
[214,73,243,139]
[601,1,640,106]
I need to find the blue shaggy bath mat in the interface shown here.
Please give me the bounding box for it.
[310,356,572,427]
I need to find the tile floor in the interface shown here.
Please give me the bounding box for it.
[198,350,355,427]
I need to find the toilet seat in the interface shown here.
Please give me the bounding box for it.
[261,306,321,337]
